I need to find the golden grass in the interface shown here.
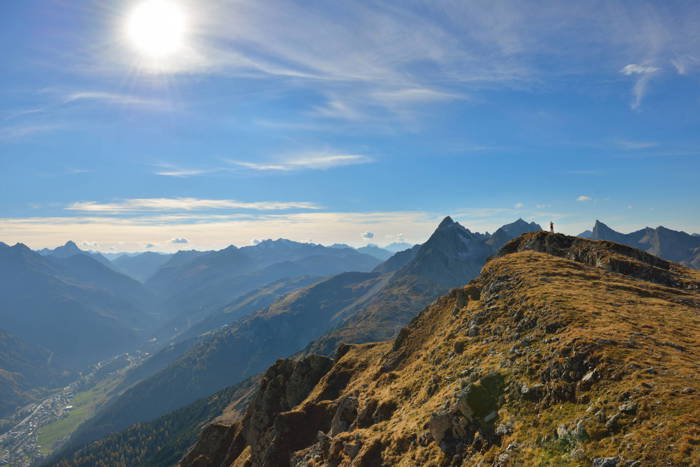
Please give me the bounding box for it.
[284,250,700,465]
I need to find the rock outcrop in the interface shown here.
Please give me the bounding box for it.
[180,355,333,467]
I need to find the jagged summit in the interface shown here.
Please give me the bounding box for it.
[584,220,700,267]
[253,238,306,248]
[397,217,487,289]
[437,215,456,229]
[487,218,542,250]
[49,240,83,258]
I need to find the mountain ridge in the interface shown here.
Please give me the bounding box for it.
[581,220,700,268]
[181,231,700,466]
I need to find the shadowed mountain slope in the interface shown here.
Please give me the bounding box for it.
[145,241,381,336]
[38,241,114,270]
[0,329,73,418]
[305,217,541,355]
[112,252,173,282]
[59,272,385,451]
[584,220,700,268]
[48,376,259,467]
[357,244,393,260]
[182,232,700,466]
[0,244,155,369]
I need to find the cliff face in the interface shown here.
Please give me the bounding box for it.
[180,355,334,466]
[181,233,700,466]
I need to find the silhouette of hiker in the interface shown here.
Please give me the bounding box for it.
[550,221,554,233]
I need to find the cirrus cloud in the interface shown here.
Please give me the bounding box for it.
[65,197,322,213]
[230,153,373,171]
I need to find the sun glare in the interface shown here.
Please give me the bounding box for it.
[126,0,187,59]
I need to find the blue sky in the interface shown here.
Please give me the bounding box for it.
[1,0,699,251]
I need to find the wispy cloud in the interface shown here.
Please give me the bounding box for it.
[620,64,660,110]
[621,64,660,76]
[230,153,373,171]
[56,0,700,121]
[615,140,658,150]
[1,89,171,140]
[65,197,322,213]
[577,195,592,202]
[153,163,217,177]
[0,123,63,141]
[62,91,167,109]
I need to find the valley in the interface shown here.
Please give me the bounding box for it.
[0,351,149,467]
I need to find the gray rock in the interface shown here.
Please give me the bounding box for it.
[556,424,570,439]
[605,413,621,431]
[520,382,545,401]
[618,402,637,414]
[573,418,588,440]
[429,411,452,444]
[594,409,606,423]
[579,369,598,389]
[495,452,510,466]
[593,456,621,467]
[329,396,359,436]
[495,422,513,436]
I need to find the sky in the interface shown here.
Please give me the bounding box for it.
[1,0,700,252]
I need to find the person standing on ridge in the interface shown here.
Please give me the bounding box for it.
[550,221,554,233]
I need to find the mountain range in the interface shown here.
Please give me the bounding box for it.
[579,220,700,268]
[0,243,155,369]
[7,217,700,465]
[37,241,115,270]
[53,217,542,455]
[144,240,382,339]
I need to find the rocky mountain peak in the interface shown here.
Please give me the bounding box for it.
[592,219,612,232]
[437,215,455,229]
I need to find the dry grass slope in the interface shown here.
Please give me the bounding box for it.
[182,233,700,466]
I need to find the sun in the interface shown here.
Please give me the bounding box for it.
[126,0,187,59]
